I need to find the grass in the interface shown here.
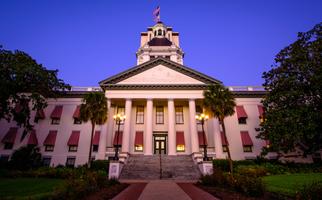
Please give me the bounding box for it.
[0,178,64,199]
[263,173,322,196]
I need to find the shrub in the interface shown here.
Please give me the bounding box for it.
[213,159,230,172]
[199,168,229,187]
[91,160,109,172]
[8,146,42,170]
[233,174,265,197]
[235,165,268,177]
[297,181,322,200]
[52,170,109,200]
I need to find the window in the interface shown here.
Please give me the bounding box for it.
[42,157,51,167]
[222,145,228,152]
[74,118,82,124]
[116,107,125,124]
[0,155,9,162]
[243,146,252,152]
[176,145,185,152]
[136,106,144,124]
[45,145,54,152]
[158,29,162,36]
[66,157,76,168]
[156,106,164,124]
[135,145,143,152]
[69,145,78,152]
[175,106,184,124]
[92,145,99,152]
[51,118,60,125]
[238,118,247,124]
[4,143,13,150]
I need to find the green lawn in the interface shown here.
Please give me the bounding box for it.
[263,173,322,196]
[0,178,64,199]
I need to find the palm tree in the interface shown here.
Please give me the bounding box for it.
[203,84,236,173]
[80,92,108,168]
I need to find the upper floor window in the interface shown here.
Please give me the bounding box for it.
[158,29,162,36]
[156,106,164,124]
[196,106,202,124]
[136,106,144,124]
[175,106,184,124]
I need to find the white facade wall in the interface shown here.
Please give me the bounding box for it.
[0,94,269,166]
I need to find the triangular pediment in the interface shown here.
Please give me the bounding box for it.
[99,58,221,89]
[117,64,205,85]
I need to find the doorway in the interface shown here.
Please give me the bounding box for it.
[153,134,167,154]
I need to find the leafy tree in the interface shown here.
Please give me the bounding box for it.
[0,46,70,140]
[203,84,236,173]
[258,23,322,156]
[9,145,42,170]
[80,92,108,168]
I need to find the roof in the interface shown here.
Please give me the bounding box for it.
[99,57,222,90]
[148,38,172,46]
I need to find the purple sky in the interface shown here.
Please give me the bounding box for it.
[1,0,321,86]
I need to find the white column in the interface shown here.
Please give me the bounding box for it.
[189,99,199,153]
[97,100,110,159]
[122,99,132,153]
[214,118,224,158]
[145,99,153,155]
[168,99,176,155]
[106,99,114,148]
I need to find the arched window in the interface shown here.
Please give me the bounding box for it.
[154,30,157,36]
[158,29,162,36]
[163,30,165,36]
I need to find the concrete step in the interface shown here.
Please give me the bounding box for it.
[119,155,201,181]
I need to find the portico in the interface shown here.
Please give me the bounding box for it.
[103,97,211,157]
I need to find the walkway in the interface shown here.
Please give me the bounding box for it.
[113,180,218,200]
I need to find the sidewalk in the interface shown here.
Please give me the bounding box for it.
[113,180,218,200]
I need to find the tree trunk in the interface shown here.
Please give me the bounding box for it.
[88,121,95,168]
[221,118,233,174]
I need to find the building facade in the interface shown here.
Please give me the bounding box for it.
[0,22,272,167]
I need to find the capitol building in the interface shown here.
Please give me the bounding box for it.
[0,22,269,168]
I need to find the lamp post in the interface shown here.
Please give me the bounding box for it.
[196,113,209,161]
[113,113,126,160]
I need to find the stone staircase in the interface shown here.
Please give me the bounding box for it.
[119,155,201,180]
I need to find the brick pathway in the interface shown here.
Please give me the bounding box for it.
[113,183,147,200]
[113,181,218,200]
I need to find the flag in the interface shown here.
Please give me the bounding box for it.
[153,6,160,22]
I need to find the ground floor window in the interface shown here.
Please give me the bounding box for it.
[0,155,10,163]
[176,145,185,152]
[4,143,13,150]
[92,145,99,152]
[243,145,252,152]
[42,157,51,167]
[222,145,228,152]
[135,145,143,152]
[51,118,60,125]
[66,157,76,168]
[69,145,78,152]
[45,145,54,152]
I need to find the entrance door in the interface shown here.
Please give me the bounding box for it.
[154,135,167,154]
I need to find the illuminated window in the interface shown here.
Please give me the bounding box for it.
[176,145,185,152]
[156,106,164,124]
[222,145,228,152]
[68,145,78,152]
[135,145,143,152]
[51,118,60,125]
[243,146,252,152]
[175,106,184,124]
[136,106,144,124]
[45,145,54,152]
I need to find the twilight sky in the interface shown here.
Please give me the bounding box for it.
[1,0,321,86]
